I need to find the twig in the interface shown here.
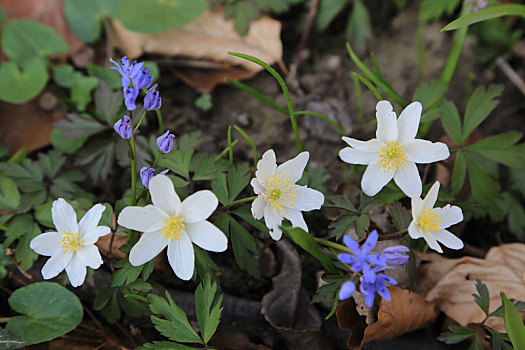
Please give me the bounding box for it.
[83,303,104,331]
[292,0,320,69]
[496,56,525,98]
[10,256,34,281]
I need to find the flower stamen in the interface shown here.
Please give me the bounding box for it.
[264,171,297,215]
[417,208,443,232]
[377,141,408,174]
[161,215,185,241]
[60,232,82,254]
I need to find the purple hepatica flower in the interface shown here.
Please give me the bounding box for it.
[360,273,397,307]
[381,246,410,266]
[123,87,139,111]
[157,130,175,153]
[132,67,153,90]
[144,83,161,111]
[114,115,132,139]
[110,57,144,89]
[140,167,169,188]
[338,230,387,273]
[339,281,356,300]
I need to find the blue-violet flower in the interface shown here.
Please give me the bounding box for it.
[140,167,169,188]
[360,273,397,307]
[124,87,139,111]
[381,246,410,266]
[114,115,132,139]
[144,83,161,111]
[110,57,143,89]
[157,130,175,153]
[339,281,356,300]
[132,67,153,90]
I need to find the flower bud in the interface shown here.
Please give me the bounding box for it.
[123,87,139,111]
[140,167,169,188]
[114,115,132,139]
[132,67,153,90]
[157,130,175,153]
[144,83,161,111]
[381,246,410,266]
[339,281,356,300]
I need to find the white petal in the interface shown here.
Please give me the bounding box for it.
[180,190,218,224]
[339,147,376,165]
[129,230,167,266]
[251,178,265,195]
[375,100,398,142]
[361,163,393,196]
[256,149,277,187]
[283,209,308,232]
[422,181,440,210]
[288,185,324,211]
[411,196,424,220]
[117,205,167,233]
[408,221,423,239]
[167,235,195,280]
[404,139,450,164]
[41,253,72,280]
[264,205,283,240]
[433,229,464,250]
[393,162,422,198]
[77,244,103,269]
[79,204,105,239]
[276,151,309,183]
[83,226,111,245]
[30,232,61,256]
[436,205,463,229]
[423,233,443,253]
[149,174,181,216]
[65,255,87,287]
[397,102,422,142]
[52,198,78,234]
[185,220,227,252]
[251,196,266,219]
[342,137,382,152]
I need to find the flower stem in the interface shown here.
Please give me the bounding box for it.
[156,109,164,134]
[0,224,20,239]
[314,237,351,253]
[129,111,137,240]
[0,317,12,323]
[379,228,408,241]
[132,110,147,135]
[221,196,257,209]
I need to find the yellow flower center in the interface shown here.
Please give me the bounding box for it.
[377,141,408,174]
[264,171,297,215]
[60,231,82,254]
[161,214,185,241]
[417,208,443,232]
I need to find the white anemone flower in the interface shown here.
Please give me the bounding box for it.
[117,174,227,280]
[408,181,464,253]
[251,149,325,240]
[30,198,110,287]
[339,100,450,198]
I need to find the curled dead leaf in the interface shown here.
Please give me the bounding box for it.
[425,244,525,332]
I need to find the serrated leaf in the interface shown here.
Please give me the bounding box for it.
[324,195,356,212]
[72,75,99,111]
[355,215,370,238]
[499,192,525,241]
[229,217,260,277]
[451,150,467,195]
[328,214,356,240]
[94,80,123,123]
[11,215,40,270]
[228,163,250,203]
[55,113,107,140]
[211,173,228,206]
[50,129,86,154]
[440,99,463,145]
[389,201,411,231]
[472,279,490,316]
[0,57,48,104]
[501,292,525,349]
[111,257,144,287]
[232,205,269,233]
[462,85,503,143]
[75,139,115,183]
[0,175,20,210]
[437,326,474,344]
[413,79,447,111]
[195,274,222,344]
[466,132,525,168]
[464,151,500,204]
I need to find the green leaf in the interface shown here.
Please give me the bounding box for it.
[141,341,195,349]
[229,217,260,277]
[413,79,447,111]
[437,326,474,344]
[6,282,83,345]
[228,163,250,203]
[346,0,372,54]
[472,279,490,316]
[35,202,54,228]
[63,0,120,43]
[419,0,460,22]
[195,274,222,344]
[501,291,525,349]
[111,257,145,287]
[469,335,483,350]
[464,151,500,204]
[316,0,348,30]
[75,139,115,183]
[0,175,20,210]
[50,129,86,154]
[195,93,212,111]
[11,215,40,270]
[466,132,525,168]
[232,205,269,233]
[0,57,48,104]
[148,292,203,344]
[94,81,123,123]
[71,76,99,111]
[0,328,26,349]
[451,150,467,195]
[281,226,338,274]
[462,85,503,143]
[489,299,525,318]
[93,287,121,324]
[1,20,68,62]
[55,113,106,140]
[328,214,356,240]
[355,215,370,238]
[389,201,411,231]
[211,173,229,206]
[443,4,525,31]
[440,99,463,145]
[194,246,219,279]
[115,0,207,33]
[500,192,525,241]
[324,195,357,212]
[88,64,122,89]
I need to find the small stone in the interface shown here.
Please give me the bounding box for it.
[39,92,58,111]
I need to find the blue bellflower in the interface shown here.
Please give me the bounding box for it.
[157,130,175,153]
[132,67,153,90]
[114,115,132,139]
[110,57,144,89]
[144,83,161,111]
[123,87,139,111]
[140,167,169,188]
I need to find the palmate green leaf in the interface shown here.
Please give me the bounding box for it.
[93,287,121,324]
[328,214,356,240]
[466,132,525,169]
[115,0,207,33]
[389,201,411,231]
[316,0,348,30]
[489,329,513,350]
[71,75,99,111]
[489,299,525,318]
[37,149,66,180]
[55,113,106,140]
[194,246,219,279]
[355,215,370,238]
[443,4,525,31]
[0,328,26,350]
[440,99,463,145]
[501,292,525,350]
[464,151,500,205]
[1,20,68,62]
[437,326,474,344]
[229,217,260,278]
[75,139,114,183]
[63,0,121,43]
[0,175,20,211]
[346,0,371,54]
[472,279,490,316]
[324,196,357,212]
[499,192,525,241]
[149,292,202,344]
[111,257,152,287]
[451,150,467,195]
[94,81,123,123]
[413,79,447,111]
[211,173,229,206]
[50,129,86,154]
[10,215,40,269]
[195,274,222,344]
[419,0,460,22]
[0,57,48,104]
[462,85,503,144]
[6,282,83,345]
[282,226,338,274]
[228,163,250,203]
[141,341,195,349]
[232,205,269,233]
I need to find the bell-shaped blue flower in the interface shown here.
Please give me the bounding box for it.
[140,167,169,188]
[123,87,139,111]
[114,115,132,139]
[132,67,153,90]
[144,83,161,111]
[157,130,175,153]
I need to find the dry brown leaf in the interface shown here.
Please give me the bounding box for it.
[336,287,437,349]
[108,8,282,93]
[425,244,525,332]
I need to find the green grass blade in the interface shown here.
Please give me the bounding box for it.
[443,5,525,31]
[351,72,383,101]
[233,125,258,171]
[225,78,288,115]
